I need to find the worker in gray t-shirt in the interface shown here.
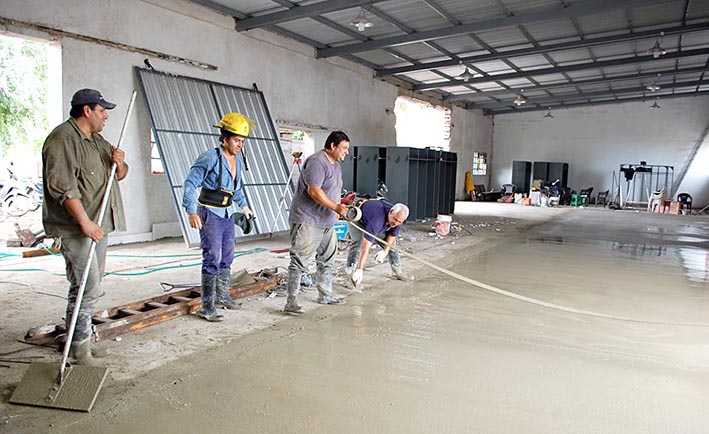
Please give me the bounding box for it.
[284,131,351,314]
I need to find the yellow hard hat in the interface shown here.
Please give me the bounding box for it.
[214,112,251,137]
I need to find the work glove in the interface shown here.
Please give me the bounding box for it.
[351,269,363,287]
[374,250,388,264]
[242,206,253,220]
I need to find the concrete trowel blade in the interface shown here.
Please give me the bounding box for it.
[10,362,108,412]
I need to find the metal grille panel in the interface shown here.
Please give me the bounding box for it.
[138,68,291,247]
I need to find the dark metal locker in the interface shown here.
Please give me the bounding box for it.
[355,146,380,197]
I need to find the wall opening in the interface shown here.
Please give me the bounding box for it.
[472,151,487,175]
[394,95,451,150]
[0,32,62,178]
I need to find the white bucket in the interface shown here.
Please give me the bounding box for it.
[435,214,452,236]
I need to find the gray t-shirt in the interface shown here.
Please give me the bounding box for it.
[289,150,342,228]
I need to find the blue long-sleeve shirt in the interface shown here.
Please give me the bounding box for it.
[182,147,247,218]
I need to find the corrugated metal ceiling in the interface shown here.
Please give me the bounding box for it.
[189,0,709,114]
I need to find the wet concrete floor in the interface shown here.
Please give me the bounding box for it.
[7,209,709,433]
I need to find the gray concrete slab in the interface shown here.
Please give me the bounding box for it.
[1,203,707,432]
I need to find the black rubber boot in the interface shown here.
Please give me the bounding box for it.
[197,274,223,322]
[216,269,240,310]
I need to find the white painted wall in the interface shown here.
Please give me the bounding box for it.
[492,96,709,207]
[449,106,494,200]
[2,0,495,240]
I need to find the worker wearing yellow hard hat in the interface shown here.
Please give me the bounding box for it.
[182,112,255,322]
[213,112,251,137]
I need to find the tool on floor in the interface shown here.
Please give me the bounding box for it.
[267,151,303,237]
[10,90,137,412]
[25,273,278,344]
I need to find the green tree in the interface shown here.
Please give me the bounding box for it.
[0,34,48,159]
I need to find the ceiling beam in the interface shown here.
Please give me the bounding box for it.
[376,22,709,77]
[473,79,709,110]
[490,89,709,115]
[315,0,673,58]
[414,47,709,91]
[443,65,709,101]
[234,0,387,31]
[189,0,246,18]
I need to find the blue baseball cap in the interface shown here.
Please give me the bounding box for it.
[70,89,116,110]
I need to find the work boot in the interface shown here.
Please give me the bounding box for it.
[197,274,224,322]
[90,346,108,358]
[283,295,305,314]
[284,269,304,313]
[317,295,346,305]
[70,340,102,367]
[391,265,413,281]
[216,269,241,310]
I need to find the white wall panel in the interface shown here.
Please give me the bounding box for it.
[492,96,709,206]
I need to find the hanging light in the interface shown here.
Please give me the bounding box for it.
[513,89,527,107]
[647,32,667,59]
[350,8,373,32]
[543,107,554,119]
[650,98,661,109]
[456,63,476,82]
[646,81,661,92]
[646,72,662,92]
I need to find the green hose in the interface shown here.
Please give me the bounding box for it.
[0,247,269,277]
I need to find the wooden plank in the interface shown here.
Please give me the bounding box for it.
[21,247,61,258]
[95,277,276,341]
[169,296,191,303]
[118,308,142,316]
[24,275,278,343]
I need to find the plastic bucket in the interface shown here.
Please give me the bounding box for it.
[435,214,452,236]
[333,221,349,240]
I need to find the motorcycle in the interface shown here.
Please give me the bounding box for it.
[0,168,41,219]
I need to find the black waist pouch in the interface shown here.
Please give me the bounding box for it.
[198,188,234,208]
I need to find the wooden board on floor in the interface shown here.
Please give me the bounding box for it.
[25,275,278,343]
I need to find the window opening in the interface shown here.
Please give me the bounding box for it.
[0,32,61,178]
[150,129,165,174]
[394,95,451,150]
[472,152,487,175]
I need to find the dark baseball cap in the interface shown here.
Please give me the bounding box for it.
[70,88,116,110]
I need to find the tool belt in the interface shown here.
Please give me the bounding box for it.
[198,188,234,208]
[197,147,239,208]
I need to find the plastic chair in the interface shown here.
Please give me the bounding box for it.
[502,184,516,195]
[677,193,692,212]
[570,194,588,207]
[596,190,609,207]
[647,189,666,213]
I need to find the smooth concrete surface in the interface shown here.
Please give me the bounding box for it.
[1,203,707,433]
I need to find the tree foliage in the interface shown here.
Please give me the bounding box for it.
[0,35,49,158]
